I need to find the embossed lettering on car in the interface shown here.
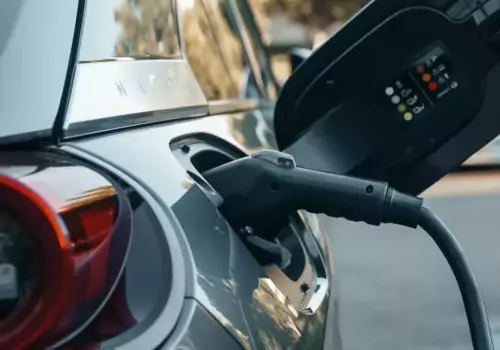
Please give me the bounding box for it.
[115,81,128,97]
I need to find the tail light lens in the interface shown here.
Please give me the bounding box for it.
[0,153,132,349]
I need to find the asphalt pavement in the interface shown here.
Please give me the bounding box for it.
[325,179,500,350]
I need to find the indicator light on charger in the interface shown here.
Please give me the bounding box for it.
[422,73,431,82]
[416,65,425,74]
[429,81,438,91]
[398,104,407,112]
[404,112,413,121]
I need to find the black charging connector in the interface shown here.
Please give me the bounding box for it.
[205,150,493,350]
[204,150,423,231]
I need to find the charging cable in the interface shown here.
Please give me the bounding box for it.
[419,208,493,350]
[204,150,494,350]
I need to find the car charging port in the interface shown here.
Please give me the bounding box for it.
[205,149,494,350]
[171,138,309,279]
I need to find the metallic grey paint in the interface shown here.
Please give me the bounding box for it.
[0,0,78,139]
[60,143,192,350]
[63,109,335,349]
[0,0,337,347]
[168,300,244,350]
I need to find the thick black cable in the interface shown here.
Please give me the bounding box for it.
[204,152,493,349]
[419,207,494,350]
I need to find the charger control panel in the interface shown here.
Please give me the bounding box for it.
[384,44,460,123]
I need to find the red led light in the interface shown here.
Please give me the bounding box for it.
[416,65,425,74]
[428,81,438,91]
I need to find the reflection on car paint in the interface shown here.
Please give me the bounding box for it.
[79,0,181,62]
[70,110,331,349]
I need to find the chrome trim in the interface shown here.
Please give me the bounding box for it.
[303,277,329,315]
[65,106,208,139]
[79,56,181,64]
[64,60,208,136]
[264,215,329,315]
[208,99,258,115]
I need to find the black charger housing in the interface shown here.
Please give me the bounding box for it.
[275,0,500,194]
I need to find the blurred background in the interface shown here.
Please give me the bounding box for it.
[238,0,368,81]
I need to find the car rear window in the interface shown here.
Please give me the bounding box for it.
[79,0,182,62]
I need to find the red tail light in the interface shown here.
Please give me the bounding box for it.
[0,154,132,349]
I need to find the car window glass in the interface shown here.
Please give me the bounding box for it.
[79,0,182,62]
[179,0,244,100]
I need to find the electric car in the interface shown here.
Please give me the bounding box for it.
[2,0,500,349]
[0,0,336,349]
